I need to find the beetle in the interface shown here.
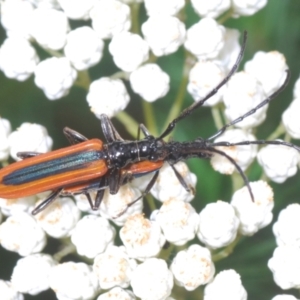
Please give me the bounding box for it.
[0,130,163,214]
[0,31,299,215]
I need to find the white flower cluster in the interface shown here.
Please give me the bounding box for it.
[0,119,52,163]
[282,75,300,140]
[268,204,300,291]
[181,12,300,187]
[0,133,262,299]
[271,296,300,300]
[197,180,274,251]
[250,70,300,183]
[0,0,269,119]
[206,52,300,184]
[2,0,300,299]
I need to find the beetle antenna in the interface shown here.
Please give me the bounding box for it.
[158,31,248,140]
[207,147,255,201]
[207,69,291,141]
[212,138,300,152]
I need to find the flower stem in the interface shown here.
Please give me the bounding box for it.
[53,241,76,262]
[217,7,234,24]
[116,111,140,138]
[212,235,241,261]
[143,100,158,136]
[130,2,141,34]
[75,70,91,90]
[211,105,224,130]
[163,52,193,134]
[266,122,286,140]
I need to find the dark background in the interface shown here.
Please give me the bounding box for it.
[1,1,300,299]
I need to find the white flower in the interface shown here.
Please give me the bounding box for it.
[57,0,97,20]
[197,201,239,249]
[11,254,56,295]
[87,77,130,118]
[8,123,53,161]
[272,296,300,300]
[100,184,143,226]
[191,0,230,18]
[34,57,77,100]
[119,214,166,261]
[153,199,200,246]
[293,75,300,99]
[35,197,81,238]
[0,212,46,256]
[0,280,24,300]
[90,0,131,39]
[184,18,225,59]
[130,258,173,300]
[93,245,137,289]
[232,0,268,17]
[49,262,99,300]
[97,287,136,300]
[28,0,61,9]
[0,117,11,161]
[231,181,274,235]
[268,246,300,289]
[222,72,266,128]
[244,51,288,95]
[64,26,104,71]
[257,143,300,183]
[204,270,247,300]
[150,162,197,202]
[109,32,149,72]
[170,244,215,291]
[119,0,143,3]
[216,28,241,72]
[0,37,39,81]
[144,0,185,16]
[273,204,300,247]
[211,129,257,174]
[1,0,34,39]
[0,195,37,216]
[282,98,300,139]
[71,215,115,258]
[141,16,186,56]
[130,64,170,102]
[119,0,142,3]
[187,60,225,106]
[29,8,70,50]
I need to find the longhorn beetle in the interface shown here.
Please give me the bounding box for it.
[0,31,299,215]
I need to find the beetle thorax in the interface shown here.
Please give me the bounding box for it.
[104,138,168,169]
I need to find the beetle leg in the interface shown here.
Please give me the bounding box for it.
[114,170,160,218]
[90,176,108,210]
[17,152,42,159]
[84,192,95,210]
[77,171,130,211]
[93,189,105,210]
[100,114,124,142]
[31,188,63,215]
[170,164,195,194]
[108,168,122,194]
[138,124,152,139]
[63,127,88,145]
